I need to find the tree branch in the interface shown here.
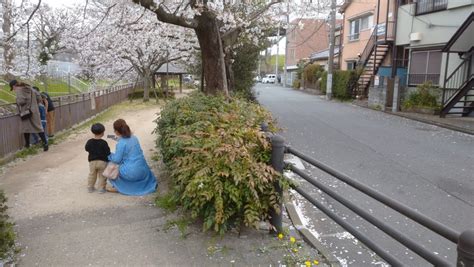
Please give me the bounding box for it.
[5,0,42,42]
[222,0,282,40]
[131,0,198,29]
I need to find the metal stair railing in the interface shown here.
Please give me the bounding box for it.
[442,57,472,107]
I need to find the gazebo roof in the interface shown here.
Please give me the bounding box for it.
[155,63,188,75]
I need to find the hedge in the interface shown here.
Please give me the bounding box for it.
[320,70,358,100]
[155,93,283,233]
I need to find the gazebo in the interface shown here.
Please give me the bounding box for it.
[155,63,188,93]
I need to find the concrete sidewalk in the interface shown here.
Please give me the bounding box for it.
[387,111,474,136]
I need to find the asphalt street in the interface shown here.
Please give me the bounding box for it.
[256,83,474,266]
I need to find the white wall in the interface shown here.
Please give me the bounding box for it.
[396,3,474,48]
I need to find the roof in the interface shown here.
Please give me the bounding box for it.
[309,47,340,61]
[442,12,474,53]
[155,63,188,75]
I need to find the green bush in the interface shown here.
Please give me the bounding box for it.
[403,81,440,110]
[0,190,16,261]
[303,64,325,84]
[320,70,357,100]
[156,93,283,233]
[292,79,301,89]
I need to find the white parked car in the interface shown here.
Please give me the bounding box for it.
[262,74,276,84]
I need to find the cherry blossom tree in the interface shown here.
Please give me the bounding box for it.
[129,0,287,96]
[65,0,196,101]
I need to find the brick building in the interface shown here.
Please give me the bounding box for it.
[285,19,331,85]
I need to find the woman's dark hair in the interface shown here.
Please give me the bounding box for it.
[113,119,131,138]
[91,123,105,135]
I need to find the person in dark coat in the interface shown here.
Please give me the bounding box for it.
[10,80,49,151]
[41,91,55,137]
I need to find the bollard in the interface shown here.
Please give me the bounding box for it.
[269,134,285,234]
[458,230,474,267]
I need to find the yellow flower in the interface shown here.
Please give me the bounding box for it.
[292,248,298,253]
[278,233,284,240]
[305,261,311,267]
[290,237,296,243]
[313,260,319,265]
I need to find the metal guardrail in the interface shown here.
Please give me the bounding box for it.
[263,129,474,266]
[0,83,136,159]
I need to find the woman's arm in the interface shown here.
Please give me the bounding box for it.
[108,140,126,164]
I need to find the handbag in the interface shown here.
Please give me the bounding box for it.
[19,109,32,120]
[103,162,119,180]
[19,89,33,120]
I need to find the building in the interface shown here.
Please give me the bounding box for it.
[395,1,473,117]
[339,0,399,97]
[285,19,332,85]
[309,24,343,70]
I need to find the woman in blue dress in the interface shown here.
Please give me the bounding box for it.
[108,119,157,195]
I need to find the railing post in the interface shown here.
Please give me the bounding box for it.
[457,230,474,267]
[269,134,285,234]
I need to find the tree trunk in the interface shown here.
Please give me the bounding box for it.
[143,73,152,102]
[2,0,15,80]
[195,12,229,97]
[224,49,235,92]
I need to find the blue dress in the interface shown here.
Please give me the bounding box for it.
[108,135,157,196]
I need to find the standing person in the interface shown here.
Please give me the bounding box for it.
[85,123,110,193]
[107,119,157,196]
[30,87,48,144]
[41,91,55,137]
[10,80,48,151]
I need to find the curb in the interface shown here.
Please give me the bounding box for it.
[285,201,341,267]
[384,111,474,136]
[350,102,474,136]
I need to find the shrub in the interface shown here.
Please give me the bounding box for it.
[320,70,356,100]
[0,190,16,261]
[156,93,283,233]
[403,81,440,110]
[303,64,324,85]
[292,79,301,89]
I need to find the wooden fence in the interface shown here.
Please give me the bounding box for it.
[0,84,135,159]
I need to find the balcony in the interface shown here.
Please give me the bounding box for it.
[416,0,448,15]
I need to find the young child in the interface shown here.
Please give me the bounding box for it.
[85,123,111,193]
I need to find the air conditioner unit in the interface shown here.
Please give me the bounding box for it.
[410,32,422,42]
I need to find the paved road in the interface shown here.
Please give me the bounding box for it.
[256,84,474,266]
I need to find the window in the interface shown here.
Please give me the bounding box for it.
[416,0,448,15]
[347,61,357,70]
[349,15,373,41]
[408,50,442,85]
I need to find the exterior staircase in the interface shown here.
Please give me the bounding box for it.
[354,23,394,98]
[357,45,390,96]
[440,55,474,117]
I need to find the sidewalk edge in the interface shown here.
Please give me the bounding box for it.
[285,201,341,267]
[351,102,474,136]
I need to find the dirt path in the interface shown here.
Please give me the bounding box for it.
[0,105,165,265]
[1,105,161,220]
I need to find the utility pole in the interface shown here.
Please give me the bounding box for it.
[283,0,290,87]
[326,0,337,100]
[275,24,280,83]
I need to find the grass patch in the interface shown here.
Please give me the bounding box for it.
[163,217,191,239]
[155,192,178,212]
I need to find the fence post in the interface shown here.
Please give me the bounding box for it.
[269,134,285,234]
[457,230,474,266]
